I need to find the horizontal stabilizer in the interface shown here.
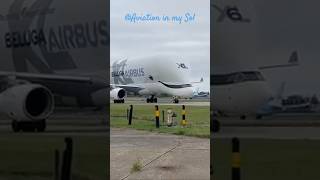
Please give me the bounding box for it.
[259,50,299,70]
[191,77,204,84]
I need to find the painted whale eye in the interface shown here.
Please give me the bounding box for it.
[149,75,154,81]
[177,63,188,69]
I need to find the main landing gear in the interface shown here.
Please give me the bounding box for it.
[114,99,125,103]
[11,119,46,132]
[146,95,157,103]
[172,96,179,104]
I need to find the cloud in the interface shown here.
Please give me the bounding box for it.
[111,0,210,91]
[212,0,320,95]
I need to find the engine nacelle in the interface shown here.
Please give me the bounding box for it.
[0,84,54,121]
[110,88,126,100]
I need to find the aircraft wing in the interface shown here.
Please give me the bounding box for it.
[111,84,144,93]
[0,71,108,96]
[0,71,93,83]
[259,50,300,70]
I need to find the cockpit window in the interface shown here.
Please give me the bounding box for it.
[242,71,265,81]
[233,73,246,83]
[213,74,233,85]
[212,71,265,85]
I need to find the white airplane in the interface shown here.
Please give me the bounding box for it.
[213,52,299,120]
[211,1,299,122]
[110,56,202,103]
[0,0,109,132]
[193,87,209,98]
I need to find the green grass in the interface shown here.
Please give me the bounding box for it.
[130,159,143,173]
[212,138,320,180]
[0,135,107,180]
[110,104,210,138]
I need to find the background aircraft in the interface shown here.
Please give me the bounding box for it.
[193,87,209,98]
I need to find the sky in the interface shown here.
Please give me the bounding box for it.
[212,0,320,96]
[111,0,210,91]
[254,0,320,96]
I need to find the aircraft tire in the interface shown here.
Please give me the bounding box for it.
[36,120,46,132]
[12,120,20,132]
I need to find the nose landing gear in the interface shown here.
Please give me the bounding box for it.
[146,95,158,103]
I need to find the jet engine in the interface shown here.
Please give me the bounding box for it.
[0,84,54,122]
[110,88,126,103]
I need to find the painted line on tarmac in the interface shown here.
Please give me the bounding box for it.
[120,140,182,180]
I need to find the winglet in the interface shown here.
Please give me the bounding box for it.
[288,50,299,65]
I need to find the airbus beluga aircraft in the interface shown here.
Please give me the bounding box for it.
[0,0,109,132]
[211,0,299,132]
[110,56,202,103]
[212,51,299,119]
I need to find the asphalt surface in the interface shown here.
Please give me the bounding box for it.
[110,128,210,180]
[214,114,320,140]
[214,126,320,140]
